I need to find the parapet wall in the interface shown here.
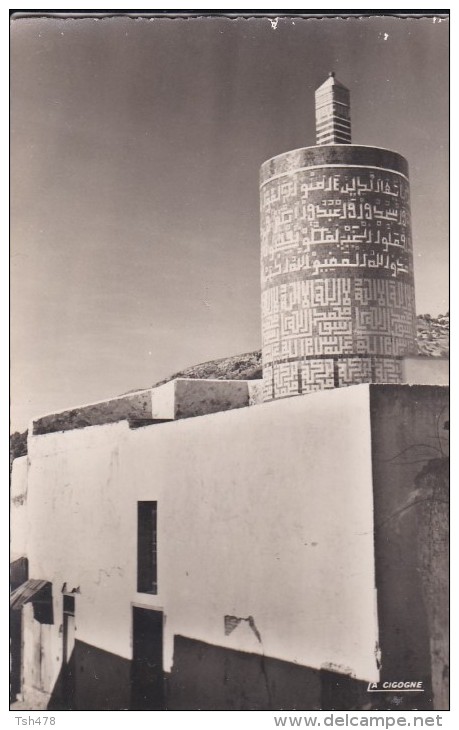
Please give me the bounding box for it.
[402,356,449,385]
[33,390,153,435]
[32,379,254,436]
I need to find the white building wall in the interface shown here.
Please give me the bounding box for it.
[26,422,135,695]
[11,455,29,562]
[151,378,251,420]
[26,383,379,695]
[22,603,57,701]
[402,356,449,385]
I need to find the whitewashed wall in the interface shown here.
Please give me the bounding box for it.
[11,455,29,562]
[25,383,379,695]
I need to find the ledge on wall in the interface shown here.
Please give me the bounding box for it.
[401,356,449,386]
[30,378,263,437]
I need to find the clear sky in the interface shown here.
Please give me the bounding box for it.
[10,14,449,432]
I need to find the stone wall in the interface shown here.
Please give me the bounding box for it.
[33,391,153,435]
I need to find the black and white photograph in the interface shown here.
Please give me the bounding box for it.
[10,10,449,716]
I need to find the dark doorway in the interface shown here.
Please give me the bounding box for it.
[10,609,22,701]
[62,595,75,709]
[131,607,164,710]
[10,558,29,702]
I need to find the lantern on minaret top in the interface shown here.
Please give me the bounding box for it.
[259,73,417,402]
[315,71,352,145]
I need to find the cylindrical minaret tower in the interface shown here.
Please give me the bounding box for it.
[260,72,417,401]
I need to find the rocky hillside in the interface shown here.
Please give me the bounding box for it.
[416,313,449,357]
[156,313,449,384]
[154,350,263,385]
[9,430,28,472]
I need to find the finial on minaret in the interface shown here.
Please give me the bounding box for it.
[315,73,351,145]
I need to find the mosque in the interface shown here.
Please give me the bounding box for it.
[10,74,449,711]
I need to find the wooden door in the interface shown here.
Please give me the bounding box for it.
[131,608,164,710]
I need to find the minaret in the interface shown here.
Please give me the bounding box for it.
[259,74,417,401]
[315,71,351,145]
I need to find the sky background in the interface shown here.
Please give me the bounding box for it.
[11,14,449,432]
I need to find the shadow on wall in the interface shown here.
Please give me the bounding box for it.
[48,641,131,711]
[166,636,372,711]
[47,650,76,711]
[414,456,449,710]
[370,385,449,711]
[43,629,450,711]
[44,636,387,711]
